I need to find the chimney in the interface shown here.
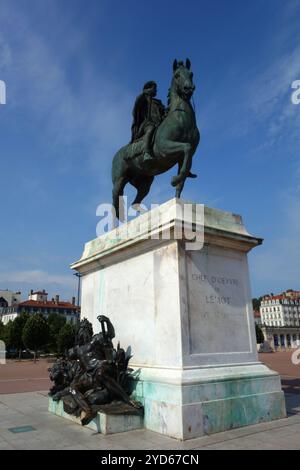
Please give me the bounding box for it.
[30,289,33,295]
[72,296,76,305]
[55,295,59,303]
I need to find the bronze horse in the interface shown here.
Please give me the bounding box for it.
[112,59,200,219]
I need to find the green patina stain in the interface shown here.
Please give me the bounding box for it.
[8,425,36,434]
[135,376,277,405]
[108,237,122,244]
[142,381,182,405]
[99,270,105,314]
[129,375,285,437]
[202,392,285,434]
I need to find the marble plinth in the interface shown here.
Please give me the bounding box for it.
[48,398,143,434]
[71,198,286,439]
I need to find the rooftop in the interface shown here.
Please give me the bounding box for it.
[19,300,79,311]
[30,290,48,295]
[262,290,300,302]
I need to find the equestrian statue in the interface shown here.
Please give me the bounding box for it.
[112,58,200,219]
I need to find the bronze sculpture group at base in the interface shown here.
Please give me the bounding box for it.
[48,316,143,426]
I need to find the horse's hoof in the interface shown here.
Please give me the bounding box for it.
[132,203,147,214]
[188,172,197,178]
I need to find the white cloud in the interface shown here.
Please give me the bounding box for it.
[0,36,12,68]
[0,1,133,173]
[0,269,77,301]
[247,31,300,294]
[250,192,300,295]
[246,32,300,151]
[0,270,74,287]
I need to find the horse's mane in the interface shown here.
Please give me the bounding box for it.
[167,62,185,108]
[167,80,176,109]
[167,87,172,107]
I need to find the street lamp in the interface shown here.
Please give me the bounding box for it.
[73,272,82,307]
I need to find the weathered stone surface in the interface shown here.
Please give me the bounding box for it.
[48,398,143,434]
[71,199,286,439]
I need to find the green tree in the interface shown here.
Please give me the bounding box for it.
[9,313,30,360]
[1,320,13,351]
[252,297,262,311]
[255,323,264,344]
[47,313,66,352]
[57,323,75,355]
[0,321,8,357]
[22,314,50,362]
[0,320,5,340]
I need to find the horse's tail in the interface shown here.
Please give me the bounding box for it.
[112,147,126,184]
[112,140,145,220]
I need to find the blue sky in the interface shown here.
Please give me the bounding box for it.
[0,0,300,300]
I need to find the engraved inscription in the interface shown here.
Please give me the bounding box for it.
[187,249,251,356]
[192,273,239,287]
[191,273,242,311]
[205,295,230,305]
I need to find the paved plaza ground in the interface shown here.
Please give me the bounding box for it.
[0,359,51,394]
[260,351,300,395]
[0,352,300,450]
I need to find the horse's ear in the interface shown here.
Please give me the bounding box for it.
[186,58,191,70]
[173,59,178,72]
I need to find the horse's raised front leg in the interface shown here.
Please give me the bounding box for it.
[175,156,193,198]
[156,139,192,186]
[170,142,192,187]
[176,179,185,198]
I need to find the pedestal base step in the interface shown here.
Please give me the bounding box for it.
[48,398,144,434]
[131,366,287,440]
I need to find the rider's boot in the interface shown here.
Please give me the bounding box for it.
[143,151,153,162]
[143,126,155,163]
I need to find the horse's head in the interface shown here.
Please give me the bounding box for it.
[172,58,195,100]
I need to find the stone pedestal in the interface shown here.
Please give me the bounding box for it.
[48,398,143,434]
[71,199,286,440]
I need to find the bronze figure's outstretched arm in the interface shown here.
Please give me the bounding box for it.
[97,314,115,340]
